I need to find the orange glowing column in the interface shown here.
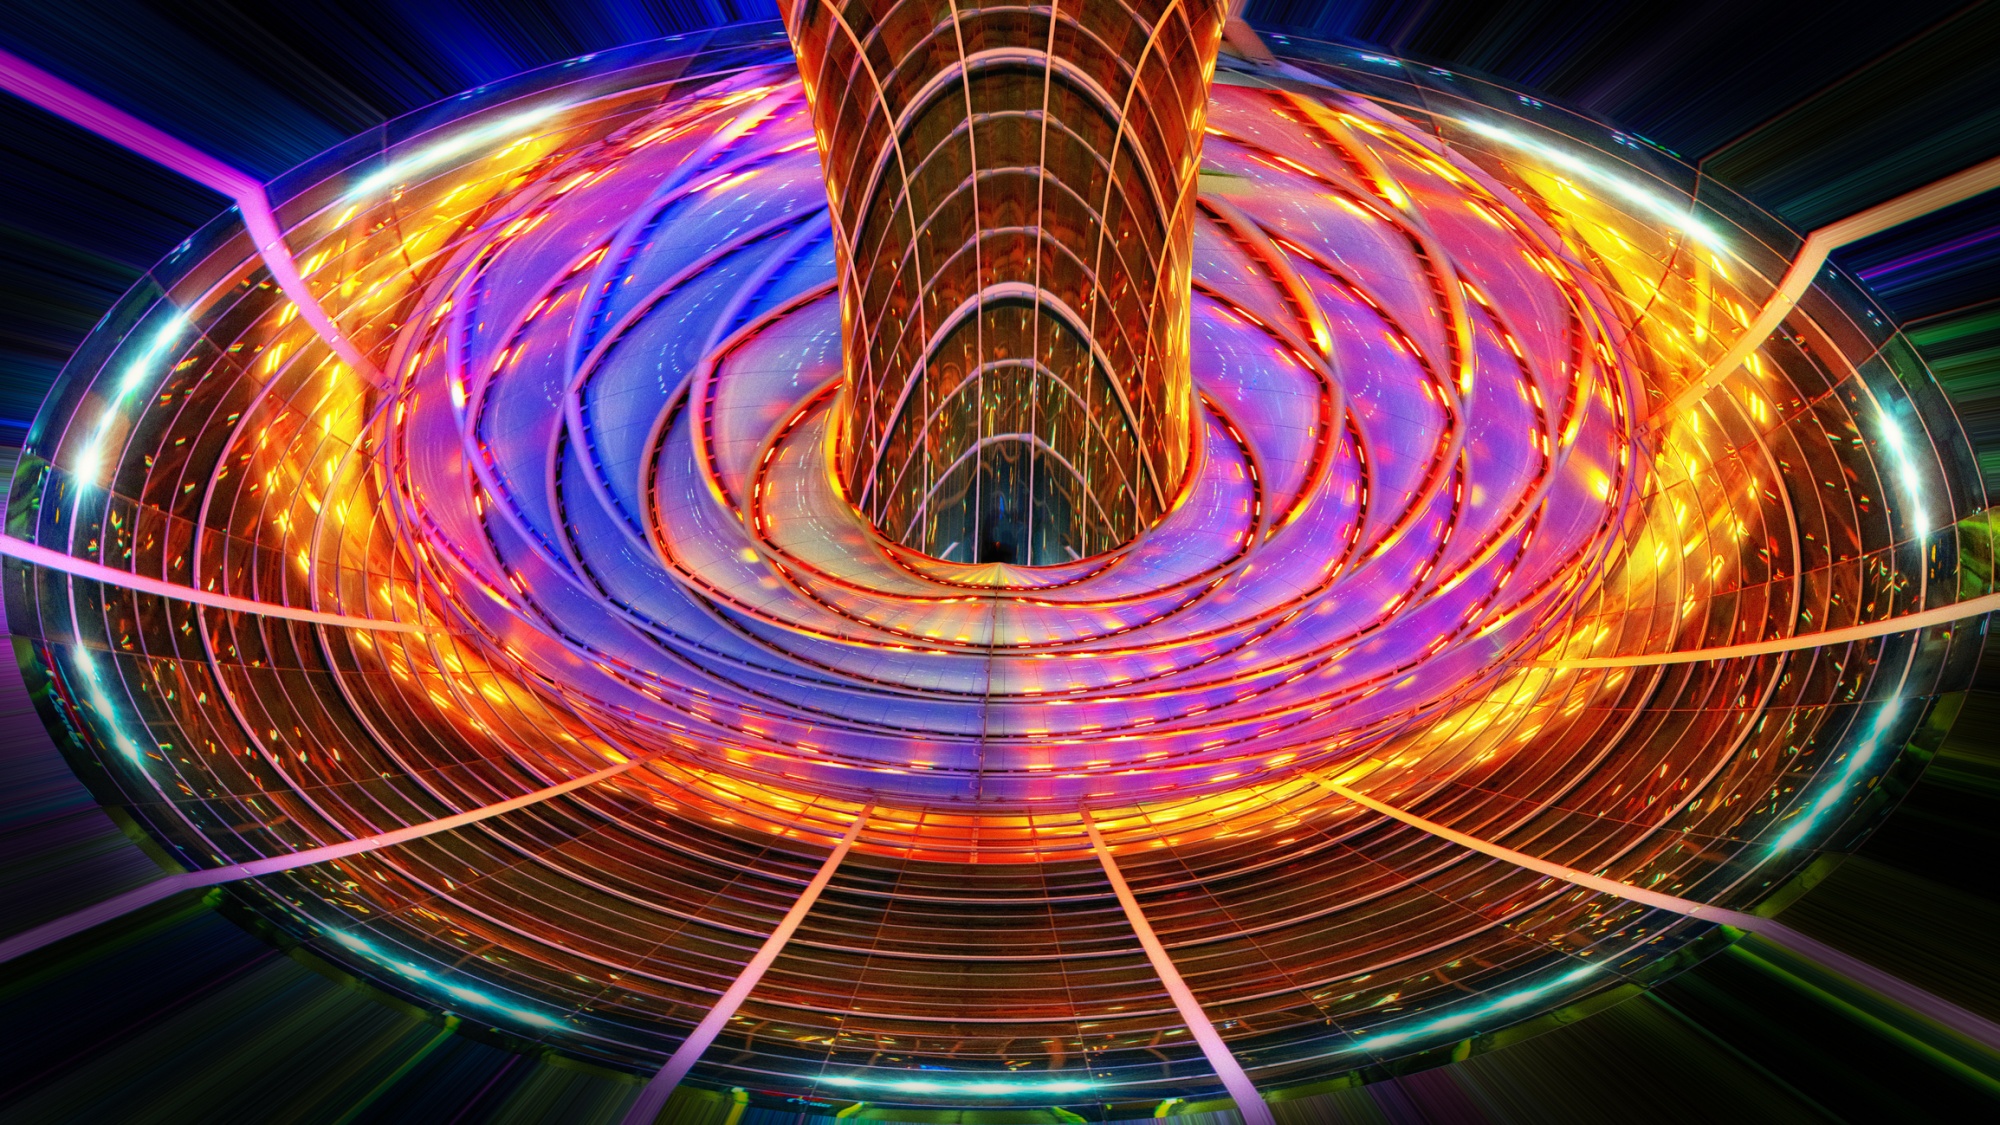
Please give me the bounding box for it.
[785,0,1225,564]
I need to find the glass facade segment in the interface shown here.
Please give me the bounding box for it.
[785,0,1225,564]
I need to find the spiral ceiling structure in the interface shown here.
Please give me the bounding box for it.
[3,16,1989,1117]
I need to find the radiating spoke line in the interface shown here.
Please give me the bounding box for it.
[1537,588,2000,667]
[0,48,387,386]
[622,805,873,1125]
[1660,153,2000,422]
[0,534,432,633]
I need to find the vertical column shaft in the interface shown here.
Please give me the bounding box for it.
[785,0,1225,564]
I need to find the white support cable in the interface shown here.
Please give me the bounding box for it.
[1537,587,2000,668]
[622,805,874,1125]
[1084,811,1275,1125]
[1659,153,2000,423]
[1316,774,2000,1053]
[0,753,657,964]
[0,534,431,634]
[0,49,393,387]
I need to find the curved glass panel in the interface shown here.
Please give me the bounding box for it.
[7,23,1984,1112]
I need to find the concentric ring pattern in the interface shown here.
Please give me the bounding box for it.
[5,25,1986,1108]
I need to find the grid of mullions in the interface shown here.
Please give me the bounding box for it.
[789,0,1221,562]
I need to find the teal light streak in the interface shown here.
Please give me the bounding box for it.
[62,309,193,769]
[75,307,189,488]
[806,965,1606,1100]
[814,1073,1095,1097]
[1873,410,1932,537]
[1349,963,1602,1052]
[72,646,148,763]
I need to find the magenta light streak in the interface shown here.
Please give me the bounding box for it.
[0,48,386,387]
[0,752,656,965]
[0,534,428,633]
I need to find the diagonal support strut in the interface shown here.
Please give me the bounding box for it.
[622,805,874,1125]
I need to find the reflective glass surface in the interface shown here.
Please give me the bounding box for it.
[6,22,1984,1109]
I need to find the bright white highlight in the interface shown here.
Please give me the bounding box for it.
[1458,118,1724,249]
[74,309,189,488]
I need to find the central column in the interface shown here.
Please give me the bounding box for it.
[785,0,1224,565]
